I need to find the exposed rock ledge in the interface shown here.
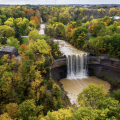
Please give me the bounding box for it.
[51,55,120,70]
[88,55,120,69]
[51,57,66,69]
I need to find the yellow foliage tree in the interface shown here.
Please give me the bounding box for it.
[41,108,72,120]
[6,103,19,119]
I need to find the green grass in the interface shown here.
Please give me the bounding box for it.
[89,36,96,40]
[82,23,86,25]
[64,25,68,29]
[95,18,102,21]
[22,37,28,44]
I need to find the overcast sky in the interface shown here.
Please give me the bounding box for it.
[0,0,120,5]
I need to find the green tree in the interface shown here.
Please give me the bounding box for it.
[0,25,15,38]
[28,30,39,40]
[59,12,70,24]
[89,21,106,36]
[0,15,7,24]
[0,19,2,25]
[4,17,14,27]
[97,97,120,118]
[41,108,72,120]
[14,17,29,35]
[25,49,35,60]
[112,89,120,102]
[18,99,43,120]
[6,37,20,49]
[29,21,36,28]
[71,27,88,47]
[29,39,50,55]
[0,71,15,102]
[71,107,96,120]
[102,16,113,26]
[77,84,105,108]
[53,83,61,98]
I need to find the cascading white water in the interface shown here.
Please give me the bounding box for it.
[66,53,88,79]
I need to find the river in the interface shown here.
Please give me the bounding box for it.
[39,23,110,105]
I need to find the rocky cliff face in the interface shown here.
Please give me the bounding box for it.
[88,55,120,90]
[51,65,67,81]
[88,55,120,69]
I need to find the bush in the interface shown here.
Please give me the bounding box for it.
[112,89,120,102]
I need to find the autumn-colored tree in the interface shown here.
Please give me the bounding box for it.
[29,39,50,55]
[20,44,27,53]
[54,22,65,38]
[88,21,106,36]
[29,21,36,28]
[4,17,14,27]
[53,83,61,98]
[70,27,88,47]
[0,19,2,25]
[14,17,29,35]
[30,16,40,28]
[29,70,43,101]
[109,7,118,16]
[6,103,19,119]
[2,54,10,64]
[52,43,61,59]
[0,113,12,120]
[0,72,16,102]
[102,16,113,26]
[41,108,72,120]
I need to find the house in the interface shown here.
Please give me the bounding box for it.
[0,46,18,59]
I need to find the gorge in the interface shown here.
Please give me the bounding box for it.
[52,40,110,104]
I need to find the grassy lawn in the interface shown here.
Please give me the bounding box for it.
[22,37,28,44]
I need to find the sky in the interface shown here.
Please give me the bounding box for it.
[0,0,120,5]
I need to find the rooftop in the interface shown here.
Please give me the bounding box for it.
[0,46,16,52]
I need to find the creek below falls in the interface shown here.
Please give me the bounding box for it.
[39,23,110,105]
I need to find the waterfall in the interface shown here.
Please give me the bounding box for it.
[66,53,88,79]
